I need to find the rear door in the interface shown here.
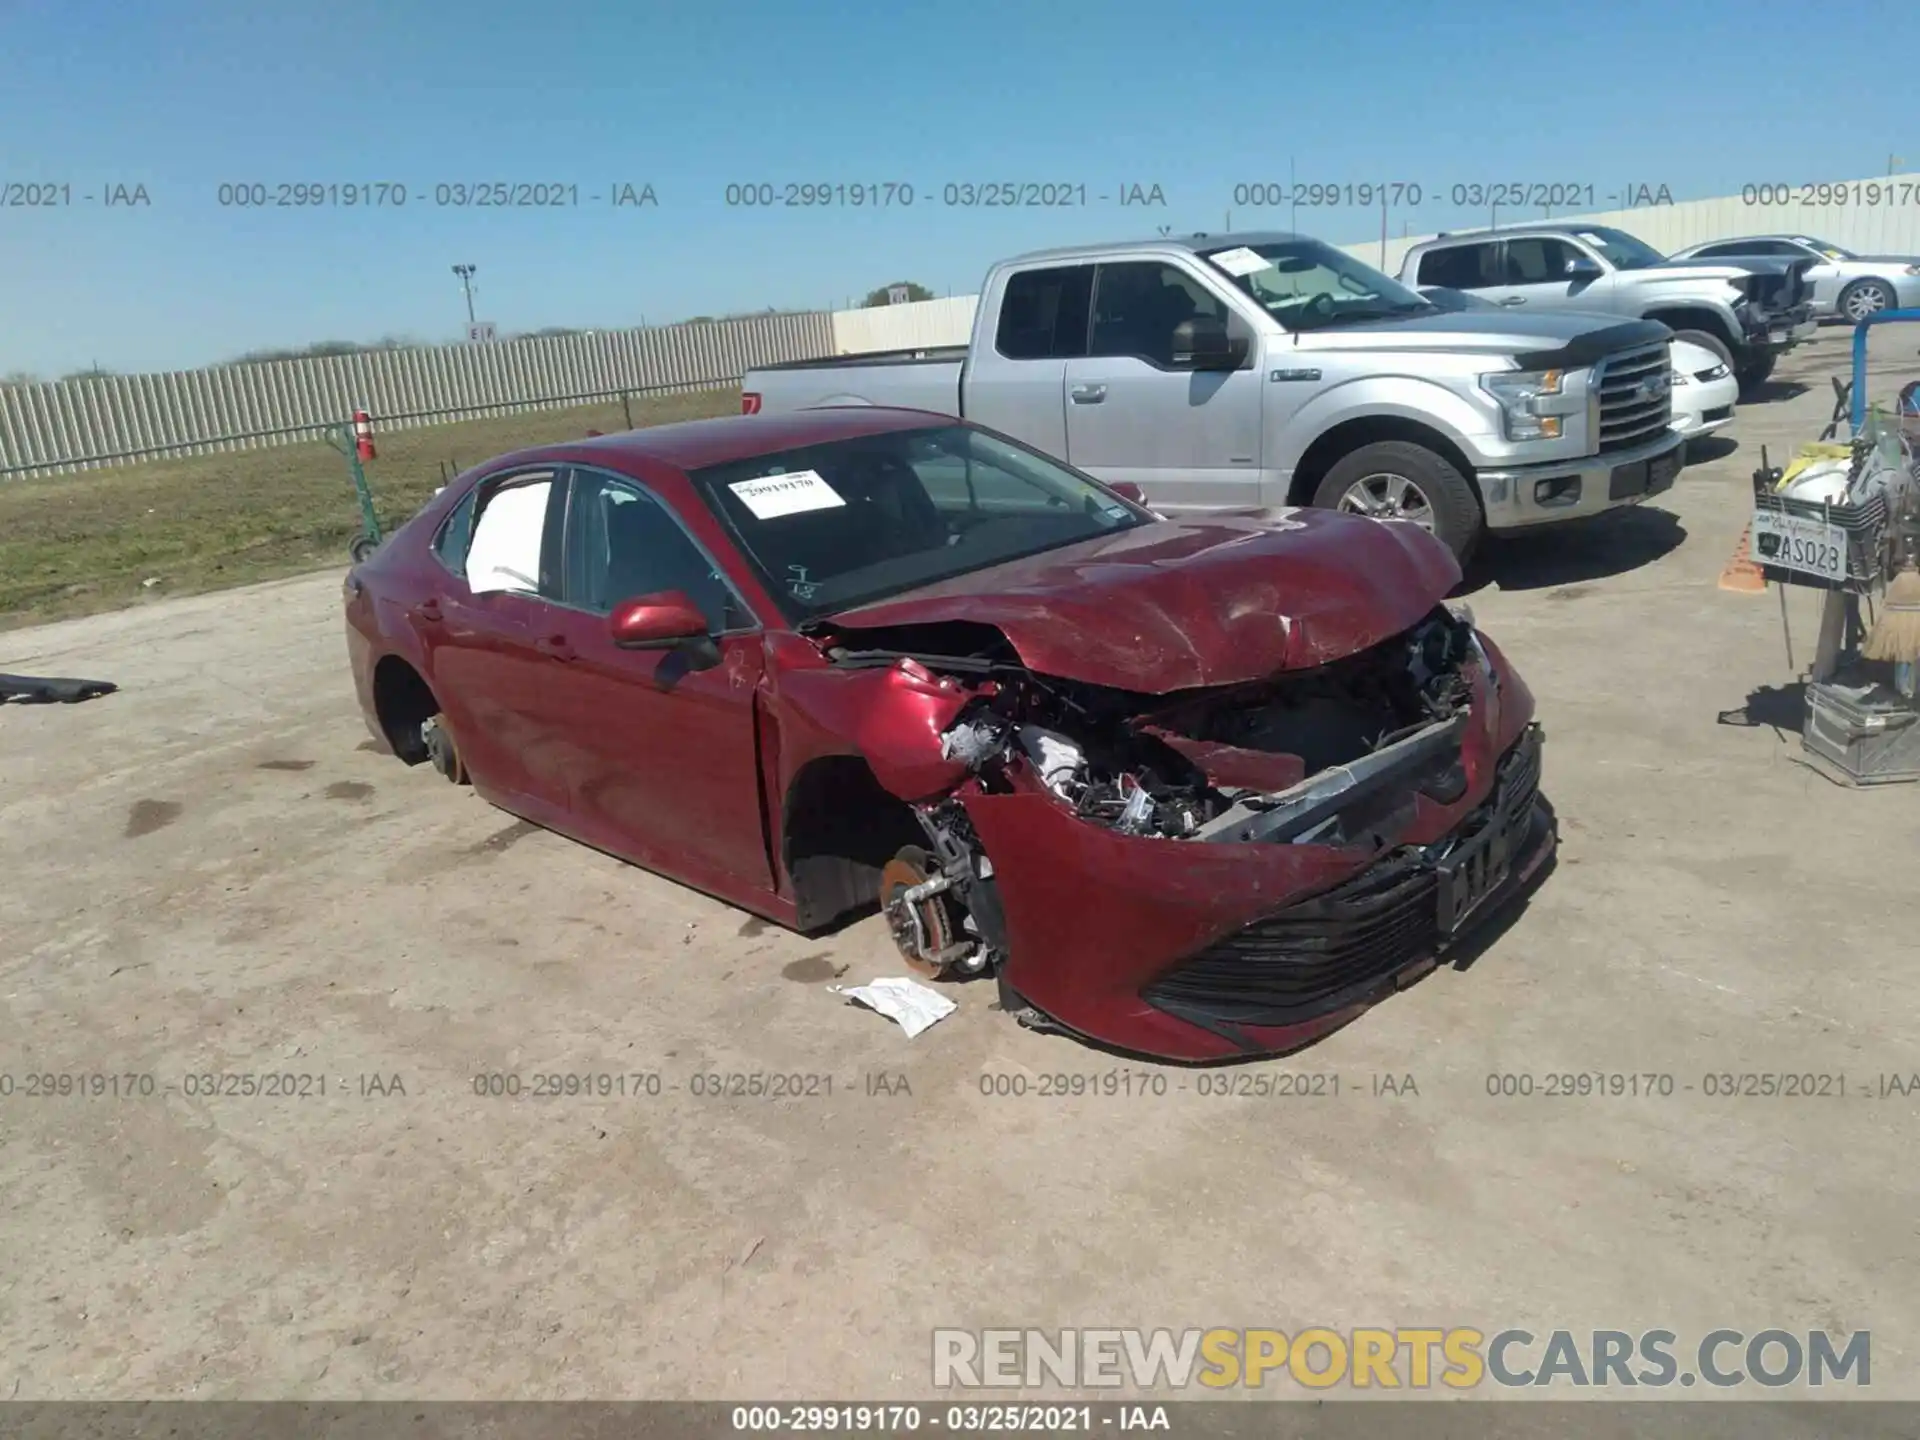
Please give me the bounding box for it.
[1411,240,1504,299]
[420,467,577,817]
[539,466,774,895]
[1061,259,1263,510]
[962,264,1088,460]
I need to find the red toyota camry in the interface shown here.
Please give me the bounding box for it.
[344,407,1554,1063]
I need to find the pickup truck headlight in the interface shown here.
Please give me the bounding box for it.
[1479,367,1576,441]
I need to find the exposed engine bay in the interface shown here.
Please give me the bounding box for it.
[825,605,1492,982]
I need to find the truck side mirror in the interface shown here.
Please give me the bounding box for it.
[1564,256,1603,282]
[1172,315,1249,371]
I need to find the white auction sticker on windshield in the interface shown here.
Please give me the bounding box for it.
[1209,246,1269,277]
[728,470,847,520]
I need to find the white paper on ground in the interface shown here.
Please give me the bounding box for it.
[831,977,957,1038]
[729,470,847,520]
[1207,245,1269,278]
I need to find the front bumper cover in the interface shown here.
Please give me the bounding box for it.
[1140,723,1553,1054]
[1477,427,1684,530]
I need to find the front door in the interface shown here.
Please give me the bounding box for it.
[1062,259,1264,512]
[542,467,774,896]
[1481,234,1621,314]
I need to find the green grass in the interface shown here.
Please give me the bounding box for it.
[0,386,742,629]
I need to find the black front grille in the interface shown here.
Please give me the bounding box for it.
[1596,343,1674,453]
[1142,727,1544,1037]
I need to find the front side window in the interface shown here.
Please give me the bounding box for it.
[687,423,1147,622]
[563,471,748,630]
[1089,262,1227,365]
[1502,236,1585,283]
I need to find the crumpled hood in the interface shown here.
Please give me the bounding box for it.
[827,509,1461,693]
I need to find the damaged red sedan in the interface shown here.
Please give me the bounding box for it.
[345,407,1554,1062]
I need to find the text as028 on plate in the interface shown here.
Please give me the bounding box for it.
[1751,509,1847,583]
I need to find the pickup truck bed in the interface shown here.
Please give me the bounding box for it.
[746,348,966,418]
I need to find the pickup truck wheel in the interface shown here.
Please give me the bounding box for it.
[1312,441,1482,564]
[1839,278,1895,323]
[1734,350,1776,397]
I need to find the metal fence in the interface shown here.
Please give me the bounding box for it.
[0,310,836,478]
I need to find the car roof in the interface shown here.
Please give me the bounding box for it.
[1415,225,1601,247]
[483,406,959,476]
[1673,235,1812,249]
[999,230,1310,265]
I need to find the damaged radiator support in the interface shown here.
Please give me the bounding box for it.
[1194,711,1471,846]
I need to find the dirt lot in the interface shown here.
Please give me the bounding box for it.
[3,333,1917,1403]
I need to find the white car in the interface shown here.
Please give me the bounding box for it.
[1670,339,1737,441]
[1669,235,1920,323]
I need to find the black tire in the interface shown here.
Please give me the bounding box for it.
[1310,440,1483,564]
[1735,349,1776,399]
[1838,278,1896,324]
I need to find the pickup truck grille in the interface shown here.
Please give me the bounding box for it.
[1594,342,1674,453]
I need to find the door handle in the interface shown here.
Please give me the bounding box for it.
[535,635,577,662]
[415,598,442,622]
[1499,296,1526,306]
[1070,383,1108,404]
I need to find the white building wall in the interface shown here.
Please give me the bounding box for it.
[829,295,977,353]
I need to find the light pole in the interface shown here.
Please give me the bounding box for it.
[452,264,478,326]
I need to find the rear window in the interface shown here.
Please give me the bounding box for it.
[995,266,1093,359]
[1416,243,1498,289]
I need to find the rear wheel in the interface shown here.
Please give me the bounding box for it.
[1839,278,1896,324]
[1311,440,1483,565]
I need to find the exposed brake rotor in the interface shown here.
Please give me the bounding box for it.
[880,847,956,979]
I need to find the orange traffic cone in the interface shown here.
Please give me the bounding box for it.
[1718,523,1767,595]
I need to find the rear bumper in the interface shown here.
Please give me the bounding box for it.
[1745,304,1816,352]
[1475,426,1684,531]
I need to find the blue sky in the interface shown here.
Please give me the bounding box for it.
[1,0,1911,376]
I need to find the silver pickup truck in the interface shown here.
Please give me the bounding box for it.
[742,232,1685,561]
[1398,224,1816,397]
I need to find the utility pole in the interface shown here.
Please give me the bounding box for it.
[452,264,478,325]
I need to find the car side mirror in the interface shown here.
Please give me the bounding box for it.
[1171,315,1249,371]
[1564,257,1603,281]
[609,590,709,648]
[1107,481,1147,504]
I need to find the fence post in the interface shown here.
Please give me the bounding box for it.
[621,391,633,430]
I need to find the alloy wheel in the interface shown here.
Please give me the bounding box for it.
[1844,283,1892,321]
[1336,472,1436,531]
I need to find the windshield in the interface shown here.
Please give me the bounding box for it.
[1200,239,1435,330]
[687,423,1149,623]
[1794,236,1856,260]
[1572,226,1668,270]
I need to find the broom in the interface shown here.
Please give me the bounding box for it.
[1862,528,1920,673]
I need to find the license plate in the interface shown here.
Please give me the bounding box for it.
[1752,509,1848,582]
[1436,814,1515,935]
